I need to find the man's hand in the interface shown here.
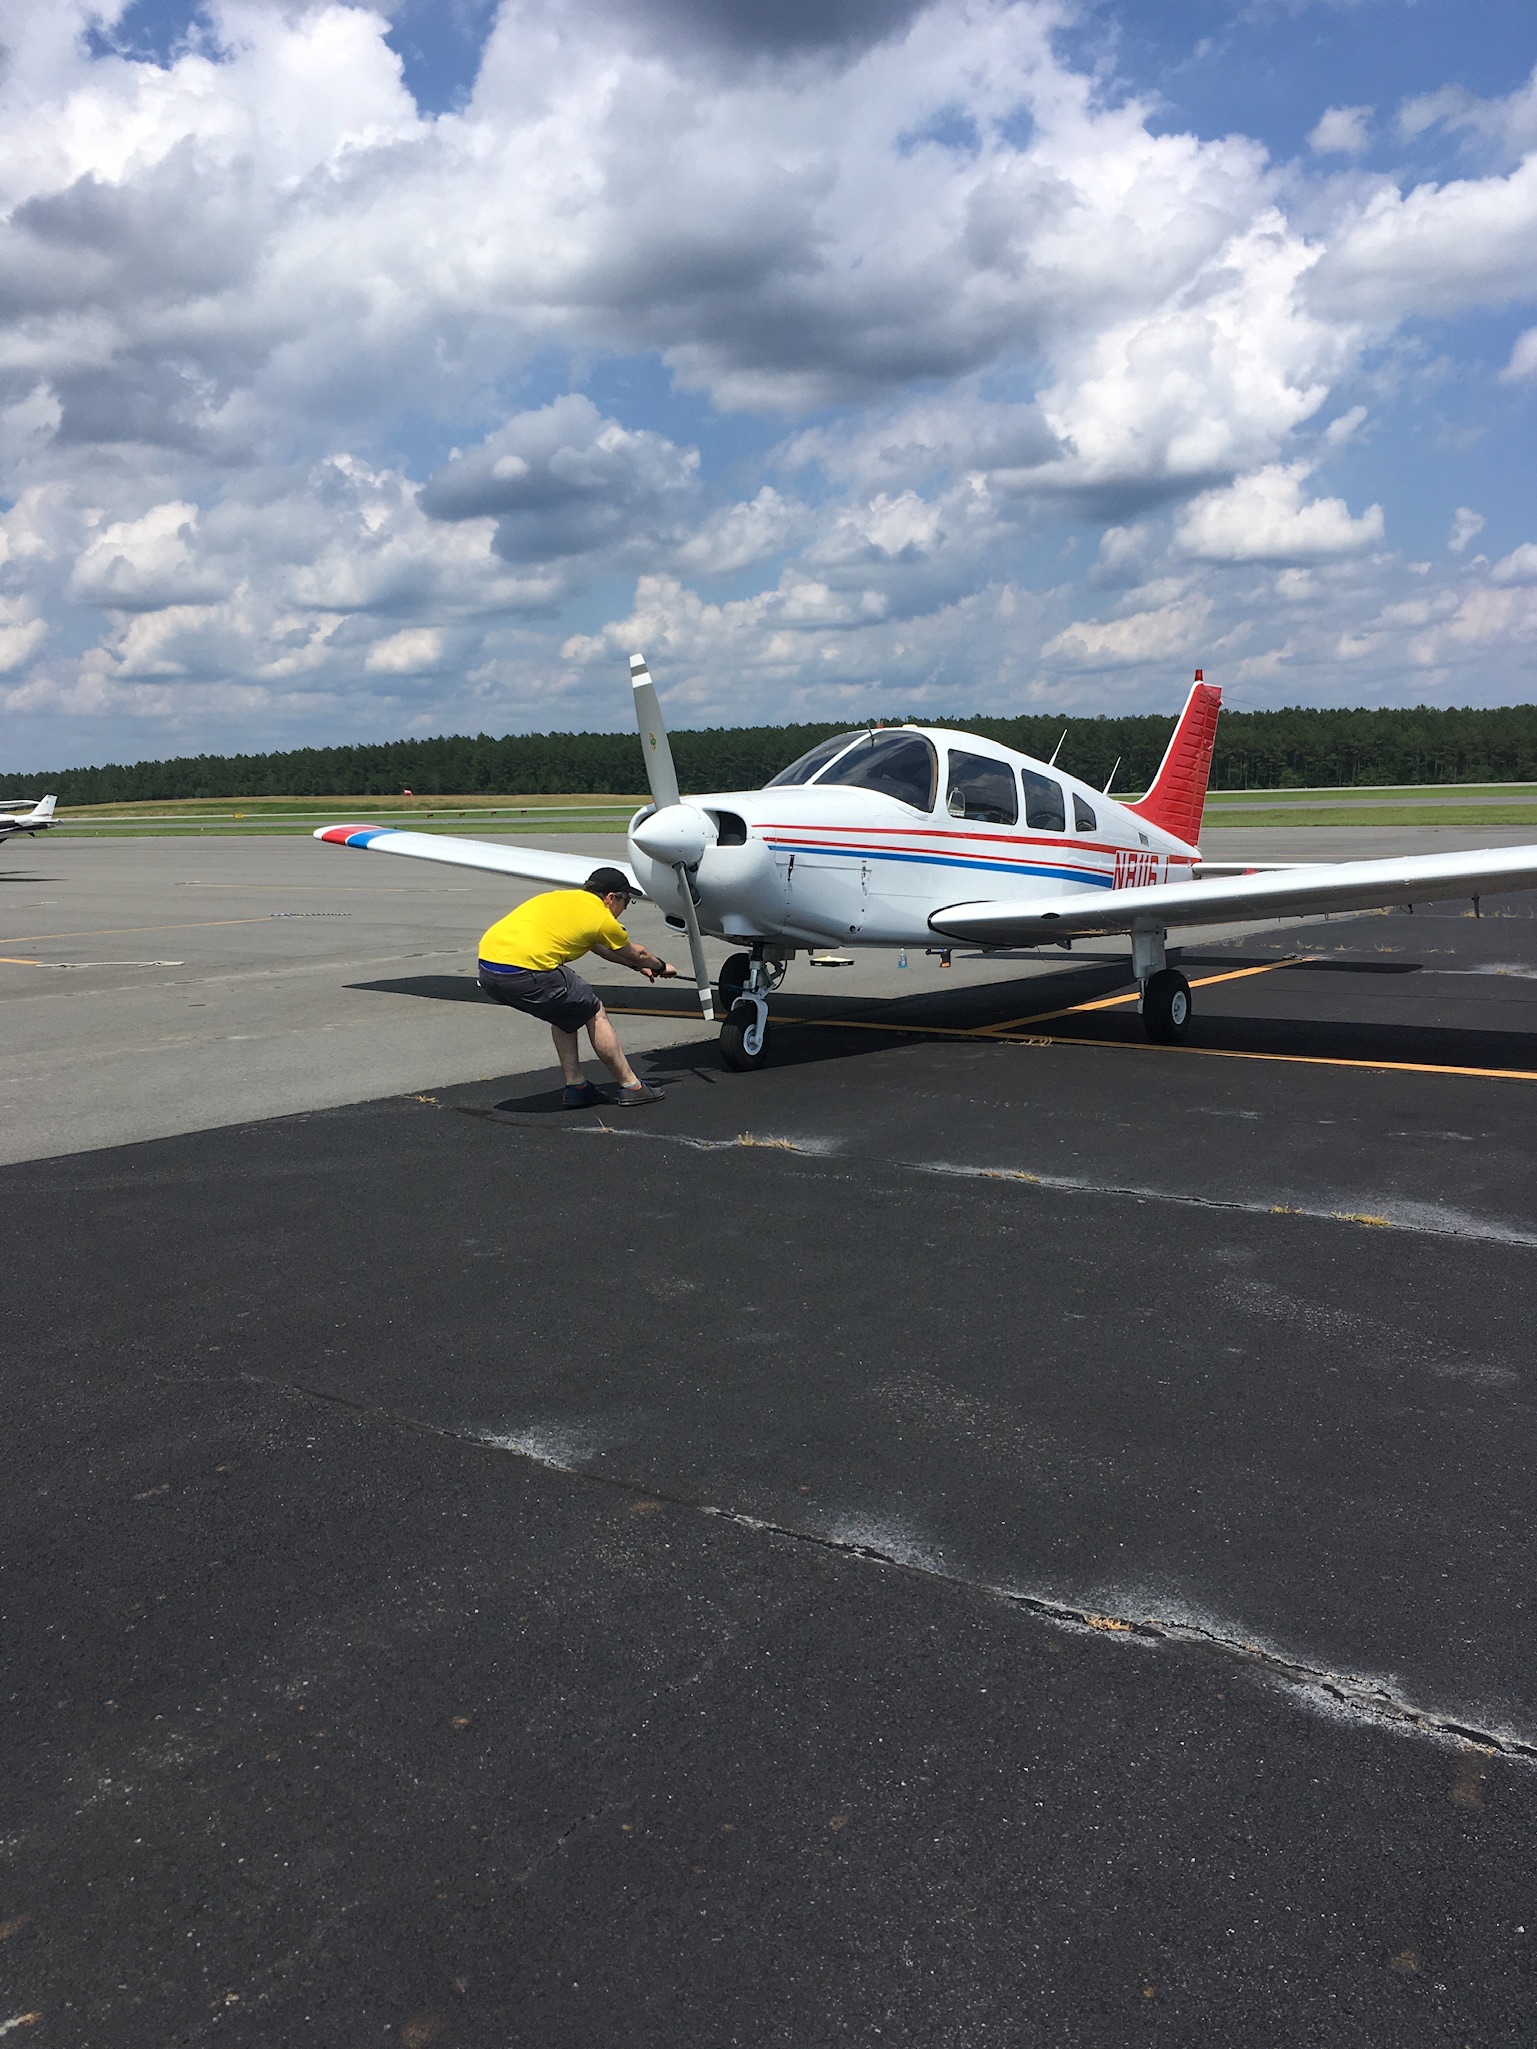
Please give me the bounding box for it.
[643,959,679,981]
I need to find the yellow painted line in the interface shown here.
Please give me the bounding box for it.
[981,956,1306,1033]
[0,956,43,966]
[1004,1033,1537,1084]
[608,1001,1537,1082]
[1,916,276,945]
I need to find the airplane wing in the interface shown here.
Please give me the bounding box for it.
[313,824,645,895]
[930,843,1537,947]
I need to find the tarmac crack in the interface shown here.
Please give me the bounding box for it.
[546,1118,1537,1248]
[249,1370,1537,1765]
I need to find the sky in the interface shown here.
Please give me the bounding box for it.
[1,0,1536,768]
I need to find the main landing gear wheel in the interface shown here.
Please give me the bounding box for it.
[716,951,752,1011]
[1142,967,1191,1043]
[720,998,771,1071]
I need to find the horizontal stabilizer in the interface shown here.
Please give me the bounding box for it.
[314,825,644,895]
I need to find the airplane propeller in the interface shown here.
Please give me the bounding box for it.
[630,652,715,1020]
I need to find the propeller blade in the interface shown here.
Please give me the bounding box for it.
[630,654,712,1017]
[631,652,681,811]
[674,865,715,1021]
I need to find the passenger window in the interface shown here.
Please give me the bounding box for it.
[1021,768,1066,832]
[1073,793,1097,834]
[945,749,1018,825]
[819,731,938,811]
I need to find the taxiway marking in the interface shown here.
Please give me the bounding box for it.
[981,955,1305,1032]
[0,916,278,945]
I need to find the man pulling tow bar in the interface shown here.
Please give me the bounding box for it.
[478,867,676,1107]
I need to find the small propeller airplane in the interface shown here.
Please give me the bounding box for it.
[0,794,56,846]
[317,657,1537,1070]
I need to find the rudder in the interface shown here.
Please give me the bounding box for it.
[1127,672,1221,847]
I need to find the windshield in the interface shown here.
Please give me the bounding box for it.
[766,731,867,786]
[816,730,938,812]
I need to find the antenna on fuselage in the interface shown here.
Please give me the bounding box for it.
[1048,730,1066,767]
[1102,756,1120,795]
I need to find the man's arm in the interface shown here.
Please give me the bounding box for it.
[590,939,678,980]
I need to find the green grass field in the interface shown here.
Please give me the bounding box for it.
[26,780,1537,837]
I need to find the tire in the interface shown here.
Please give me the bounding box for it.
[1142,968,1191,1044]
[720,998,771,1071]
[717,951,752,1011]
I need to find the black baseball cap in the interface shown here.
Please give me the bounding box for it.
[585,867,633,899]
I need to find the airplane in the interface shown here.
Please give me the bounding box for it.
[0,794,56,845]
[316,656,1537,1070]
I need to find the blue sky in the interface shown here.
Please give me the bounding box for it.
[2,0,1535,768]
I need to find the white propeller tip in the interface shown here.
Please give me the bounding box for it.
[629,652,648,675]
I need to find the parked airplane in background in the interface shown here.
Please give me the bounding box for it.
[318,659,1537,1070]
[0,794,56,846]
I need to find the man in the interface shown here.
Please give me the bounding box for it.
[478,867,676,1107]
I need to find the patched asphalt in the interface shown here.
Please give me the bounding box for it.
[5,889,1537,2044]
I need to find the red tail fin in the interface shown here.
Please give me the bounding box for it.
[1127,672,1221,847]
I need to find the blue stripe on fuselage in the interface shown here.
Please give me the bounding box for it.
[764,840,1117,889]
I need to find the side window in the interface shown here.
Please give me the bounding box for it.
[820,731,938,811]
[1073,793,1097,834]
[945,749,1018,825]
[1021,768,1066,832]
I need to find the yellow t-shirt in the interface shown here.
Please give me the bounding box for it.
[479,889,629,971]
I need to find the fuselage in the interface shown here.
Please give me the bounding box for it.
[625,724,1198,948]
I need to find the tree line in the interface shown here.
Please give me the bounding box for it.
[7,702,1537,804]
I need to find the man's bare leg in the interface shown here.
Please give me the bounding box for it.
[551,1025,587,1086]
[585,1007,641,1090]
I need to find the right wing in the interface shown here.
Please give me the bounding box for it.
[314,825,644,895]
[930,842,1537,947]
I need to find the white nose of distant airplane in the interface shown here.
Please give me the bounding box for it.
[631,802,711,866]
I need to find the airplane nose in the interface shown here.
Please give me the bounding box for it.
[631,802,710,866]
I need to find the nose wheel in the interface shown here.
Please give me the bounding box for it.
[717,951,786,1070]
[720,996,771,1070]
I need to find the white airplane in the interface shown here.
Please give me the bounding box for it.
[0,794,56,845]
[317,656,1537,1070]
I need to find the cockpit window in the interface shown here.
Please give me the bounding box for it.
[945,749,1018,825]
[766,731,867,786]
[817,730,938,812]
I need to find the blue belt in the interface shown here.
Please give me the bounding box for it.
[479,960,530,975]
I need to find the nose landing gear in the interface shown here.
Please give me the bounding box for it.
[717,949,788,1071]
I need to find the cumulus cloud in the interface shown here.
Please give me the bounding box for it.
[1447,506,1485,556]
[1492,543,1537,586]
[1309,106,1371,157]
[420,395,699,566]
[1398,65,1537,167]
[365,626,444,672]
[0,0,1534,760]
[1041,591,1213,670]
[1503,327,1537,382]
[1174,463,1384,564]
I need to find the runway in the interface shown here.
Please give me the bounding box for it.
[4,829,1537,2043]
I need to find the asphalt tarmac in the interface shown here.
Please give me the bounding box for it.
[5,831,1537,2045]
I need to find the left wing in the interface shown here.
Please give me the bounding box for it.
[314,825,644,895]
[930,842,1537,947]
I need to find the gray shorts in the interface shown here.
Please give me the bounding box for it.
[478,961,602,1033]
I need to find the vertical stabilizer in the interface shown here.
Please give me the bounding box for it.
[1127,672,1221,847]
